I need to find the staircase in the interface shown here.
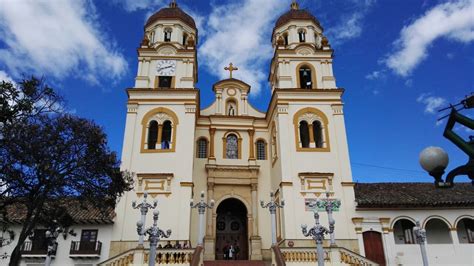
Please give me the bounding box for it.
[204,260,266,266]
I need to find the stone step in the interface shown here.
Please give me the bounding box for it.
[203,260,266,266]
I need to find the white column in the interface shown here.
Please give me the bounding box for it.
[251,184,259,236]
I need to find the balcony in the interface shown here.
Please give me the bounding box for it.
[69,241,102,258]
[20,241,56,258]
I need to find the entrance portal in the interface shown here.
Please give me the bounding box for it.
[215,198,248,260]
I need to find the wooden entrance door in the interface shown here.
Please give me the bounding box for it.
[215,198,248,260]
[363,231,386,266]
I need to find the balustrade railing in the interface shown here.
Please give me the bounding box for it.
[70,240,102,256]
[20,241,56,256]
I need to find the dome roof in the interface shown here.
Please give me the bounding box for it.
[145,2,196,30]
[274,4,321,30]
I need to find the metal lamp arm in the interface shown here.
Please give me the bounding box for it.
[160,229,172,238]
[444,109,474,158]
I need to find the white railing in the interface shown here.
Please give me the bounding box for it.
[99,247,195,266]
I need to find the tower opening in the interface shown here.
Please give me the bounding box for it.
[299,121,310,148]
[161,120,172,149]
[299,66,312,89]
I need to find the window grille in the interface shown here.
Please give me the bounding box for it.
[256,140,266,160]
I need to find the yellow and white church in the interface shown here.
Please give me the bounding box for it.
[4,1,473,266]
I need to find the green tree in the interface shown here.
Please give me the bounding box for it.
[0,78,132,265]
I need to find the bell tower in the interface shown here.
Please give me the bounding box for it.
[134,0,198,89]
[113,1,199,255]
[269,0,336,91]
[267,1,357,243]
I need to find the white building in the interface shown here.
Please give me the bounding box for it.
[2,1,473,266]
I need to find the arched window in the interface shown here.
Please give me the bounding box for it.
[283,32,289,46]
[197,138,208,158]
[299,121,310,148]
[141,107,179,153]
[226,134,238,159]
[298,29,306,42]
[161,120,172,149]
[182,33,188,46]
[313,121,323,148]
[256,140,266,160]
[426,218,452,244]
[457,218,474,243]
[393,219,416,244]
[299,66,312,89]
[147,121,158,149]
[293,107,330,152]
[164,28,172,42]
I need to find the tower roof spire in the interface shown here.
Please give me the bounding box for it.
[291,0,299,10]
[170,0,177,8]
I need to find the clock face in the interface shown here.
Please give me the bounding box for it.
[156,60,176,76]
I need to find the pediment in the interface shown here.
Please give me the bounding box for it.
[213,78,251,94]
[295,46,315,56]
[155,44,178,56]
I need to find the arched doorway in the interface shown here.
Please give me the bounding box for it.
[215,198,248,260]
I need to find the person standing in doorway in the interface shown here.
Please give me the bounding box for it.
[228,243,234,260]
[233,241,240,260]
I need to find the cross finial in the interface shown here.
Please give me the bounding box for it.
[224,63,238,79]
[291,0,299,10]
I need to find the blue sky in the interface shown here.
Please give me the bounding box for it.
[0,0,473,183]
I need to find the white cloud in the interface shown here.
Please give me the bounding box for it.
[417,93,447,114]
[0,0,127,84]
[199,0,287,95]
[113,0,165,12]
[365,70,385,80]
[326,0,377,44]
[0,70,15,84]
[405,79,413,87]
[386,0,474,76]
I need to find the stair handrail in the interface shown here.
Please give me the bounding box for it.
[190,245,203,266]
[338,246,379,266]
[271,244,286,266]
[98,247,138,266]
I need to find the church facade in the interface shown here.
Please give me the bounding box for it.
[2,1,473,266]
[114,0,357,261]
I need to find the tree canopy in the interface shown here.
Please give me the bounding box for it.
[0,77,132,265]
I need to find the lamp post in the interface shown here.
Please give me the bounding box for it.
[301,211,333,266]
[44,227,61,266]
[42,222,75,266]
[419,95,474,187]
[260,192,284,245]
[413,220,429,266]
[316,191,340,247]
[190,191,214,246]
[132,191,158,246]
[137,210,171,266]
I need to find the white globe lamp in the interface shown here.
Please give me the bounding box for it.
[419,146,449,172]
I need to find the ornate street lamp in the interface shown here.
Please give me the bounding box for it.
[42,223,75,266]
[419,95,474,187]
[315,191,340,246]
[137,210,171,266]
[260,192,285,245]
[132,191,158,246]
[413,221,429,266]
[190,191,214,246]
[301,211,333,266]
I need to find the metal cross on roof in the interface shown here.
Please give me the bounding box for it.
[224,63,238,79]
